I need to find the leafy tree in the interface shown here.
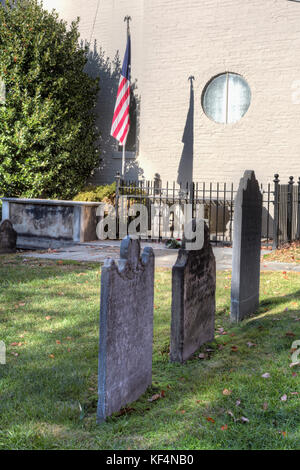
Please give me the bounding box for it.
[0,0,100,199]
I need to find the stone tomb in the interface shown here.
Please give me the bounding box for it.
[97,236,154,422]
[0,220,17,254]
[170,223,216,363]
[230,170,262,322]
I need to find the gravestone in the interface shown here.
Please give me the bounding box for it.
[230,170,262,322]
[0,220,17,254]
[97,236,154,423]
[170,222,216,363]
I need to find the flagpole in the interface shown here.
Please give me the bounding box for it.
[122,140,126,177]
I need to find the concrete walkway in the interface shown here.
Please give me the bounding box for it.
[22,240,300,272]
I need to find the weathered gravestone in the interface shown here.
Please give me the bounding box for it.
[231,170,262,322]
[0,220,17,254]
[170,222,216,363]
[97,236,154,423]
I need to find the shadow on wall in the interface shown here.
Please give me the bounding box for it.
[84,40,144,183]
[177,76,194,187]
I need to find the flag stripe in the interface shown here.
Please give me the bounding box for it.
[116,77,127,98]
[119,121,130,144]
[114,77,128,111]
[113,106,130,140]
[111,85,130,127]
[116,113,130,142]
[110,34,131,146]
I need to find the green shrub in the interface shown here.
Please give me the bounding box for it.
[73,183,116,203]
[0,0,100,199]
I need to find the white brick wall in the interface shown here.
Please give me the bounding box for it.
[43,0,300,187]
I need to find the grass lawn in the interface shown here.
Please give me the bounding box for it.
[0,255,299,450]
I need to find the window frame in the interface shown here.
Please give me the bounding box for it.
[202,72,251,125]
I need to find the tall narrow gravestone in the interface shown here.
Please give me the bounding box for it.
[231,170,262,322]
[0,220,17,254]
[170,223,216,363]
[97,236,154,423]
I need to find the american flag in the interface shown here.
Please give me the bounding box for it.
[111,34,131,145]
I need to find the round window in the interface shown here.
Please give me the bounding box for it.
[202,73,251,124]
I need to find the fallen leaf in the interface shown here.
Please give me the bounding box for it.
[261,373,271,378]
[227,410,236,421]
[198,353,206,359]
[206,417,215,423]
[231,346,238,352]
[286,332,296,337]
[148,392,163,402]
[289,362,300,368]
[222,389,232,396]
[45,316,51,321]
[241,416,249,423]
[49,354,55,359]
[247,342,257,348]
[116,407,135,417]
[56,340,61,344]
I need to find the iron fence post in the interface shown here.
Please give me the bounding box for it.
[287,176,294,243]
[190,182,195,218]
[297,177,300,240]
[115,171,121,239]
[273,174,280,249]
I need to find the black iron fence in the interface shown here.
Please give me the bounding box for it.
[273,175,300,247]
[114,173,300,249]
